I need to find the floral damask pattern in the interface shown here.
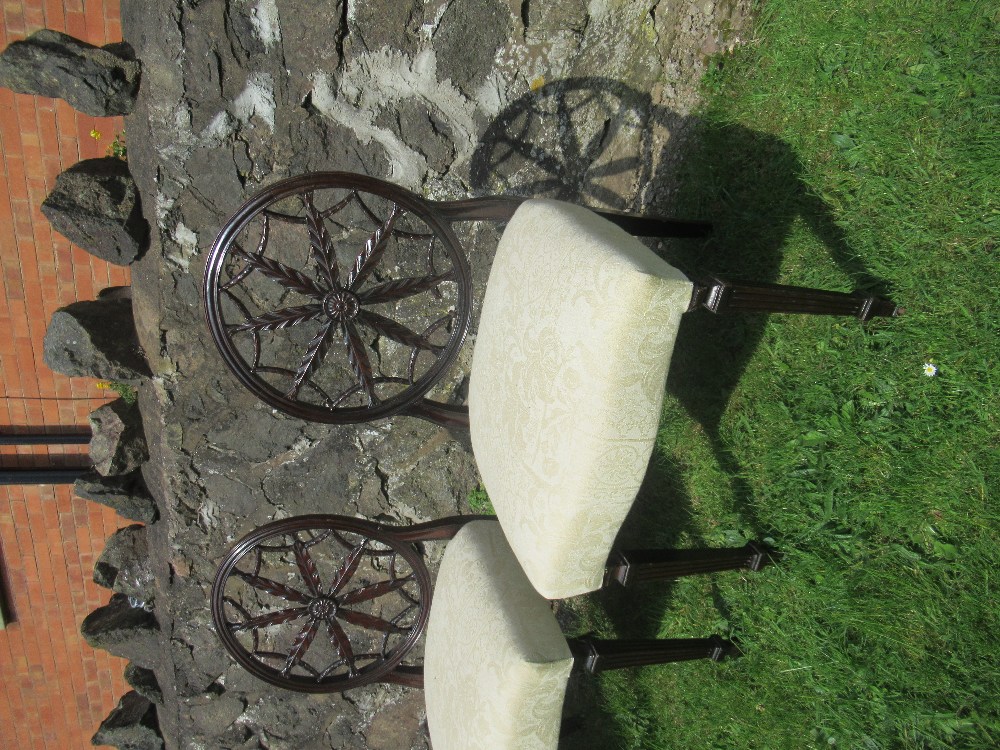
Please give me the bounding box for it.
[468,200,694,599]
[424,521,573,750]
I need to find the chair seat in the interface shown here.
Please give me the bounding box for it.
[424,520,574,750]
[469,199,693,599]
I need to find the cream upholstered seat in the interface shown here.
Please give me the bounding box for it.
[469,199,694,599]
[424,519,574,750]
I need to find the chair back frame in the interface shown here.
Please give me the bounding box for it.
[205,172,901,428]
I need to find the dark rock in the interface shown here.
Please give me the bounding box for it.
[74,470,158,523]
[349,0,424,57]
[277,1,346,98]
[525,0,590,33]
[94,525,154,606]
[91,691,163,750]
[0,29,140,116]
[386,99,455,173]
[81,594,160,669]
[227,694,351,749]
[186,694,245,733]
[102,41,137,61]
[223,2,266,62]
[41,157,148,266]
[89,399,148,477]
[287,113,390,177]
[434,0,512,92]
[99,285,133,301]
[93,559,116,590]
[124,664,164,706]
[365,691,426,750]
[44,297,150,383]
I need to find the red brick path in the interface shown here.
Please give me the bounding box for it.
[1,2,137,748]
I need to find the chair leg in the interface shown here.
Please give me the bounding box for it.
[604,541,773,588]
[381,664,424,688]
[567,635,736,673]
[433,196,713,238]
[689,276,904,320]
[593,209,713,238]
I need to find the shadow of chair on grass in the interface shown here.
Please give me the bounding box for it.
[470,77,897,748]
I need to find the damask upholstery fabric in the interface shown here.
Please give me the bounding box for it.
[468,199,694,599]
[424,520,574,750]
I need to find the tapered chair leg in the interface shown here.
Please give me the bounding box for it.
[567,635,737,673]
[690,276,904,320]
[605,541,773,588]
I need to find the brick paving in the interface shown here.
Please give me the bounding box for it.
[1,1,135,748]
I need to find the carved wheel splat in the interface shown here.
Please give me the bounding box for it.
[211,516,432,692]
[205,173,473,423]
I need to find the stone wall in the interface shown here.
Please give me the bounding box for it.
[119,1,751,748]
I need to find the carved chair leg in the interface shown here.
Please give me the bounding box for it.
[689,276,904,321]
[604,541,773,588]
[567,635,736,673]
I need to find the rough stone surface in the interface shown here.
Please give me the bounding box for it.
[74,470,158,523]
[364,691,426,750]
[91,691,163,750]
[434,0,512,93]
[43,297,150,383]
[94,524,154,607]
[81,594,160,669]
[41,157,148,265]
[118,0,755,747]
[0,29,140,116]
[89,398,149,476]
[125,663,164,706]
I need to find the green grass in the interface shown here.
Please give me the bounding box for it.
[580,2,999,748]
[467,484,495,514]
[97,380,138,405]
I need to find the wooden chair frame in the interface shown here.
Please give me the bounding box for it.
[210,514,771,693]
[204,172,902,427]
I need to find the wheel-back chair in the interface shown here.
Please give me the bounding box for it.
[212,514,771,748]
[206,172,901,748]
[204,172,901,599]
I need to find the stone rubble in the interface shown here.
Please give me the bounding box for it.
[43,296,150,384]
[75,469,159,523]
[93,524,155,606]
[125,663,165,707]
[41,157,149,266]
[88,398,149,477]
[90,690,164,750]
[80,593,161,670]
[0,29,140,116]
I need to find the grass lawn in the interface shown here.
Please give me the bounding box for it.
[581,1,999,748]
